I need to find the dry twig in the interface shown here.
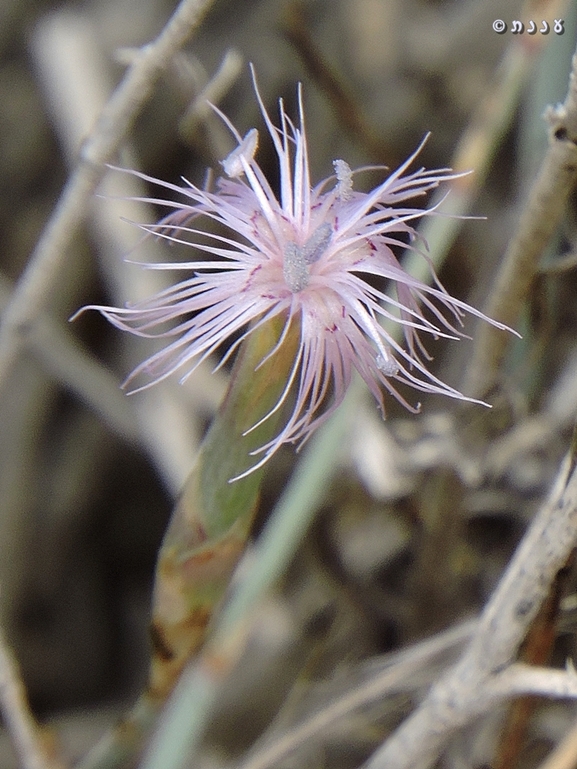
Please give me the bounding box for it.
[0,273,139,444]
[233,621,476,769]
[464,39,577,399]
[30,9,236,493]
[282,0,391,162]
[0,0,216,398]
[0,626,66,769]
[536,715,577,769]
[362,441,577,769]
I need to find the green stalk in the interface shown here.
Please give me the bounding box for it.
[148,313,299,700]
[78,315,299,769]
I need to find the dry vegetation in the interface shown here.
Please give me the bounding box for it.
[3,1,577,768]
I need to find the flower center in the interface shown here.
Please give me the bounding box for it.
[283,223,332,292]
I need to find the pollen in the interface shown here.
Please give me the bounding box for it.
[222,128,259,178]
[376,352,400,377]
[334,159,353,201]
[283,241,310,292]
[303,223,332,264]
[283,223,333,292]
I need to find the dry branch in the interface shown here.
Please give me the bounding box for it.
[0,626,66,769]
[362,445,577,769]
[0,0,216,398]
[463,42,577,399]
[29,7,234,493]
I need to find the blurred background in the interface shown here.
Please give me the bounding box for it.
[2,0,577,767]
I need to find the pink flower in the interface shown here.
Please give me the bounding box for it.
[81,69,511,476]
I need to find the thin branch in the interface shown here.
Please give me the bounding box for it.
[463,39,577,399]
[488,663,577,701]
[328,1,544,520]
[281,0,392,163]
[233,621,476,769]
[399,10,545,286]
[0,273,139,444]
[30,9,233,494]
[0,0,216,396]
[361,445,577,769]
[178,47,243,151]
[537,715,577,769]
[492,553,571,769]
[0,626,66,769]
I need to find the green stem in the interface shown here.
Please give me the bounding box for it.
[78,315,299,769]
[148,313,299,700]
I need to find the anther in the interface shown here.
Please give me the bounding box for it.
[222,129,259,178]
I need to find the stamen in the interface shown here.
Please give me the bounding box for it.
[303,222,332,264]
[333,159,353,201]
[283,223,332,292]
[376,352,399,376]
[222,128,259,178]
[283,242,309,292]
